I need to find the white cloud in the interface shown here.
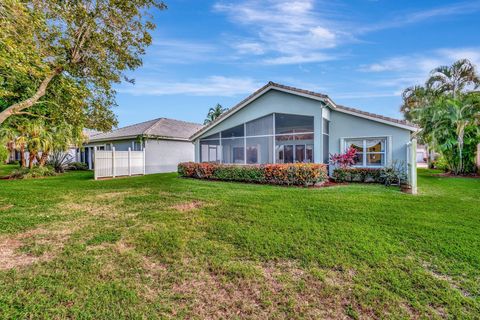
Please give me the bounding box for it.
[264,53,335,65]
[118,76,262,97]
[359,47,480,74]
[359,1,480,33]
[214,0,342,64]
[233,42,265,55]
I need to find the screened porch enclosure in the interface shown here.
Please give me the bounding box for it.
[199,113,319,165]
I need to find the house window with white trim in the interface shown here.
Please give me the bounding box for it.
[345,138,387,167]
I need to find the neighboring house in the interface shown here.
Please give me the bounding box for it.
[190,82,418,174]
[82,118,203,174]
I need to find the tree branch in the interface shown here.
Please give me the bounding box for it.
[0,67,62,125]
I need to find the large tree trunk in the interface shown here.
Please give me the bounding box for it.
[0,68,62,125]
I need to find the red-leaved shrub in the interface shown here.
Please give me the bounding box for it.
[178,162,327,186]
[329,147,357,168]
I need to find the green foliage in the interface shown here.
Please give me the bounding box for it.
[178,162,328,186]
[0,0,165,126]
[68,162,89,171]
[9,165,57,179]
[204,104,228,125]
[401,59,480,174]
[332,162,407,187]
[0,144,8,163]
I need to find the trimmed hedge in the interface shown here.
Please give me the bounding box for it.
[178,162,328,186]
[332,167,382,183]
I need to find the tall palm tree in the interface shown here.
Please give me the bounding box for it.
[204,104,228,125]
[426,59,480,98]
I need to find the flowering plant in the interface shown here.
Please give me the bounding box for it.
[329,147,357,168]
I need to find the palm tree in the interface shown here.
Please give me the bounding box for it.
[24,121,48,169]
[430,93,480,174]
[0,125,17,162]
[204,104,228,125]
[426,59,480,98]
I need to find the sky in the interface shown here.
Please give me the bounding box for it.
[114,0,480,127]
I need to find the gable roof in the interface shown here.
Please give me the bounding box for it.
[90,118,203,143]
[190,81,417,140]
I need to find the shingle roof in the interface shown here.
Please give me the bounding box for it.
[90,118,203,142]
[191,81,417,139]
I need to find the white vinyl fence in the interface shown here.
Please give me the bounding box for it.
[94,147,145,180]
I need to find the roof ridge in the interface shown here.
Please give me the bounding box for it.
[143,117,166,135]
[111,117,163,134]
[143,117,203,136]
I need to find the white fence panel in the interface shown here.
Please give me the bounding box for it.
[94,147,145,180]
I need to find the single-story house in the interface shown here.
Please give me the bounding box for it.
[190,82,418,173]
[81,118,202,174]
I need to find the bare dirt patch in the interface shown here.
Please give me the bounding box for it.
[167,260,358,319]
[170,200,204,212]
[0,223,79,270]
[0,204,13,211]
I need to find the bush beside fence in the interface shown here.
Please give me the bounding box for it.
[178,162,328,186]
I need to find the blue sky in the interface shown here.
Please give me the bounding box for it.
[115,0,480,127]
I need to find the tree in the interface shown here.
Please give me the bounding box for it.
[426,59,480,98]
[0,0,166,125]
[402,59,480,174]
[427,93,480,174]
[204,104,228,125]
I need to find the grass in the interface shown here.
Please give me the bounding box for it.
[0,165,478,319]
[0,163,17,178]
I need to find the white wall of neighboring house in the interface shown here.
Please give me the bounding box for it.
[144,138,194,174]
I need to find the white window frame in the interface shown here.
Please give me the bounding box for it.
[342,136,392,168]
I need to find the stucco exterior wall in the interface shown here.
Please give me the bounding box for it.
[144,139,194,174]
[329,111,412,166]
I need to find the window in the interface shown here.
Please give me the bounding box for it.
[246,136,273,164]
[345,138,387,167]
[246,114,273,136]
[221,124,244,138]
[132,141,142,151]
[322,119,329,164]
[222,138,244,163]
[275,113,314,134]
[200,139,220,162]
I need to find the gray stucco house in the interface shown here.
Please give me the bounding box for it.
[81,118,202,174]
[190,82,418,173]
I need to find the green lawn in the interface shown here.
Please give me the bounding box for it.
[0,166,478,319]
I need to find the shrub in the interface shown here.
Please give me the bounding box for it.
[329,147,357,168]
[0,145,8,164]
[332,162,407,186]
[47,151,74,173]
[332,167,382,183]
[178,162,328,186]
[9,166,57,179]
[68,162,89,171]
